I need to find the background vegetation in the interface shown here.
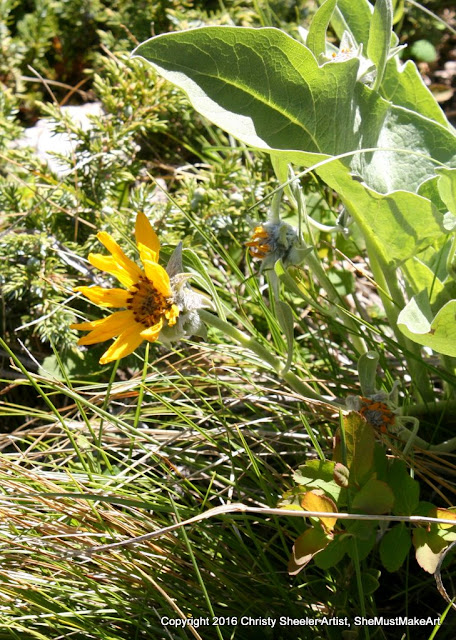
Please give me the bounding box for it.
[0,1,456,638]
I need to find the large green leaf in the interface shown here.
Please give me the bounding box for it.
[382,58,449,127]
[397,290,456,356]
[133,27,456,196]
[272,154,448,272]
[135,27,358,156]
[312,159,447,267]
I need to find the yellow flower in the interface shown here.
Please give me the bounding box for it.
[71,212,179,364]
[245,220,301,269]
[245,225,270,260]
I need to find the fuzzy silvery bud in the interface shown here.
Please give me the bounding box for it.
[159,243,212,345]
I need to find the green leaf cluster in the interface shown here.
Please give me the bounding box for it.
[133,3,456,361]
[283,411,456,578]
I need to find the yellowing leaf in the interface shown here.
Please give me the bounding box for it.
[288,526,331,575]
[339,411,375,484]
[412,528,447,574]
[434,507,456,530]
[300,490,338,531]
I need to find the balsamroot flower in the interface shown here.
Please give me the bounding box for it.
[321,31,404,86]
[346,381,404,435]
[246,219,301,270]
[71,212,182,364]
[322,31,376,84]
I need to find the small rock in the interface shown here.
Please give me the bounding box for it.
[17,102,103,178]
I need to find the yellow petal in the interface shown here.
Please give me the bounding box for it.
[140,319,163,341]
[99,323,145,364]
[76,310,134,345]
[96,232,142,281]
[137,241,158,271]
[74,286,130,308]
[88,253,139,288]
[135,212,160,260]
[165,304,179,326]
[140,260,172,297]
[253,226,268,238]
[70,320,98,331]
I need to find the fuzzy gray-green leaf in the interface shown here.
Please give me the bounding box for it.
[367,0,393,91]
[307,0,337,58]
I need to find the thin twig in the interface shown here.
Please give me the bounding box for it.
[61,502,456,556]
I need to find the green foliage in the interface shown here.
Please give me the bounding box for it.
[0,224,78,349]
[0,34,266,353]
[367,0,393,90]
[133,5,456,384]
[283,412,456,578]
[0,0,194,100]
[306,0,337,58]
[132,22,456,375]
[410,38,438,62]
[2,0,456,637]
[332,0,372,45]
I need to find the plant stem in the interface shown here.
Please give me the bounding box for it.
[200,312,456,451]
[394,424,456,453]
[288,167,367,355]
[364,239,434,402]
[407,399,456,419]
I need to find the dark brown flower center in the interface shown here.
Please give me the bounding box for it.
[127,276,172,327]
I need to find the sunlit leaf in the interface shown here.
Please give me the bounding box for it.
[333,0,373,46]
[413,528,447,574]
[293,459,341,501]
[133,26,456,199]
[398,290,456,357]
[367,0,393,90]
[288,526,331,575]
[300,490,338,531]
[307,0,337,58]
[340,411,375,485]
